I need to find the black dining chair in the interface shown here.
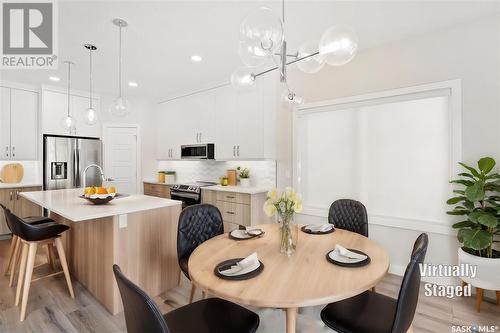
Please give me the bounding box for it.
[0,203,53,286]
[320,233,428,333]
[177,204,224,303]
[113,264,259,333]
[328,199,369,237]
[5,209,74,321]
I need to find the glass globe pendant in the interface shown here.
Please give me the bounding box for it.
[109,18,130,117]
[231,68,256,91]
[282,90,304,105]
[296,40,325,74]
[84,44,98,125]
[238,42,268,68]
[239,7,284,57]
[61,61,77,133]
[319,25,358,66]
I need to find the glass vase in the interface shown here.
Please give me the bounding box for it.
[278,213,297,256]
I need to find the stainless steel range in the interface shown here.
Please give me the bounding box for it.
[170,181,217,208]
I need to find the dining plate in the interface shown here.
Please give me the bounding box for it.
[214,258,264,280]
[301,225,335,235]
[229,229,265,240]
[326,249,371,267]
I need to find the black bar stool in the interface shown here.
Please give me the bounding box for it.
[4,208,74,321]
[0,203,53,287]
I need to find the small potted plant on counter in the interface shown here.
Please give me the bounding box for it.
[237,166,251,187]
[447,156,500,310]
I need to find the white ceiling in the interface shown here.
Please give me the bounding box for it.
[1,0,498,101]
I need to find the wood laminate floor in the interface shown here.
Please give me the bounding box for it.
[0,239,498,333]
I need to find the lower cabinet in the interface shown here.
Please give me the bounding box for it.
[0,186,43,235]
[201,189,271,232]
[143,182,171,198]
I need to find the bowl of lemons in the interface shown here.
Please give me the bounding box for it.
[81,186,117,205]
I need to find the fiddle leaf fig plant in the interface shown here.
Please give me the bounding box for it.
[447,157,500,258]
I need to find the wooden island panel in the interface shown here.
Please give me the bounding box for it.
[51,204,181,314]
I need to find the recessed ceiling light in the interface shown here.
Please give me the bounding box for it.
[128,81,138,87]
[49,76,60,82]
[191,55,202,62]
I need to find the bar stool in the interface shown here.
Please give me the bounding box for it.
[5,208,74,321]
[0,203,53,287]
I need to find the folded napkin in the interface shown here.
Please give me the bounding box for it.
[305,224,333,232]
[220,252,260,276]
[334,244,367,261]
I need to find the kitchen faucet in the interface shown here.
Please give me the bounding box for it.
[82,164,112,189]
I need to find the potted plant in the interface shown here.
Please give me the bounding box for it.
[447,157,500,291]
[264,188,303,256]
[237,166,251,187]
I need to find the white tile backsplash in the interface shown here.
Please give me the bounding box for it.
[156,160,276,188]
[0,161,41,184]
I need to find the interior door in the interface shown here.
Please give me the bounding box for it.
[104,126,138,194]
[10,88,38,160]
[0,87,11,159]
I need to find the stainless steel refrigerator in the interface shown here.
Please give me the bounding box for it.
[43,135,103,190]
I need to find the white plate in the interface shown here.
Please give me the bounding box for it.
[328,249,367,264]
[230,229,254,239]
[219,261,261,276]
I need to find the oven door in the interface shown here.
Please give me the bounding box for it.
[170,190,200,208]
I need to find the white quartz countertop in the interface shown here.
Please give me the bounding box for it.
[0,182,42,189]
[203,185,270,195]
[20,188,182,222]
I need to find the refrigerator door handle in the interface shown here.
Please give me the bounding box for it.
[75,148,81,187]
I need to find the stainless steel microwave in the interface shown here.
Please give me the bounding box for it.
[181,144,215,159]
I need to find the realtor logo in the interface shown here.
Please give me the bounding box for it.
[1,1,58,68]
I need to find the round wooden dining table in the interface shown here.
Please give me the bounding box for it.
[188,223,390,333]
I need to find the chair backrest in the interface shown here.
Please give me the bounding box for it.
[177,204,223,262]
[4,209,32,239]
[113,265,170,333]
[391,233,428,333]
[328,199,368,237]
[0,203,12,233]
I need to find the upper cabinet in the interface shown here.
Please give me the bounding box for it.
[0,85,38,160]
[156,73,278,161]
[41,88,100,138]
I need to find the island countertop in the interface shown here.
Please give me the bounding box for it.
[20,188,182,222]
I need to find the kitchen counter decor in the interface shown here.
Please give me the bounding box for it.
[264,188,303,256]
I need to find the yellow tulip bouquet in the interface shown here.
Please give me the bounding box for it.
[264,187,303,255]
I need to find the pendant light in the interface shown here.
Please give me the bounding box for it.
[109,18,130,116]
[60,61,76,133]
[84,44,98,125]
[232,0,358,96]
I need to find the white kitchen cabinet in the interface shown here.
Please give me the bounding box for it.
[0,87,11,159]
[214,83,265,160]
[10,89,38,159]
[42,89,100,138]
[178,91,216,144]
[0,87,38,160]
[157,98,184,159]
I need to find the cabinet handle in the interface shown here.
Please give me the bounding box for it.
[12,146,15,157]
[226,211,235,215]
[233,145,236,157]
[199,132,202,142]
[237,145,240,157]
[5,146,9,157]
[226,195,235,199]
[16,190,19,200]
[9,191,12,201]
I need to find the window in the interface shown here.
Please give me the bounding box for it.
[293,81,461,234]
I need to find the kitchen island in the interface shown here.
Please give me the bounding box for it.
[20,188,182,314]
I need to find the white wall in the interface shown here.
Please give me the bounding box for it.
[276,16,500,284]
